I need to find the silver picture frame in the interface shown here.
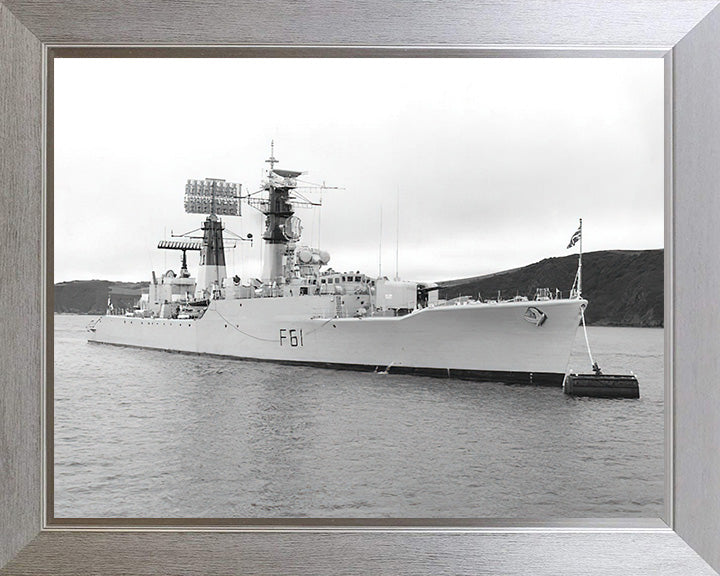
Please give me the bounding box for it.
[2,2,720,574]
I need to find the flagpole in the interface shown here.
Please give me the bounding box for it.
[578,217,583,298]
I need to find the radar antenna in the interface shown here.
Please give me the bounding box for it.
[184,178,241,218]
[265,139,278,171]
[178,143,339,289]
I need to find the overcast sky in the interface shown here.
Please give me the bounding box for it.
[54,58,663,284]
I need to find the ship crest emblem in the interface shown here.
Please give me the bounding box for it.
[523,306,547,327]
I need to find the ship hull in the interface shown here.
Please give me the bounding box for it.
[88,296,586,386]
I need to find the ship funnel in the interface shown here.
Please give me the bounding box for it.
[183,177,241,298]
[256,143,331,285]
[196,216,227,298]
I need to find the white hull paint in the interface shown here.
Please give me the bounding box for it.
[89,296,586,385]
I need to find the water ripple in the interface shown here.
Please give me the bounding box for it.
[54,315,663,519]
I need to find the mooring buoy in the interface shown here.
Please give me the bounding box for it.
[567,306,641,398]
[564,372,640,398]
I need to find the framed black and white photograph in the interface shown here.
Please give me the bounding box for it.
[51,56,664,521]
[2,3,720,575]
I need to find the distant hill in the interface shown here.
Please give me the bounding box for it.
[54,280,148,315]
[437,249,663,327]
[54,249,663,326]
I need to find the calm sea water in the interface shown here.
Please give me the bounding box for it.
[54,314,663,518]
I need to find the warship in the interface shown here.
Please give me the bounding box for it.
[88,145,587,386]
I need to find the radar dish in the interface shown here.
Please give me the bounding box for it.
[282,216,303,241]
[273,169,303,179]
[297,248,313,264]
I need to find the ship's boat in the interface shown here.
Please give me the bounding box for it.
[89,144,587,386]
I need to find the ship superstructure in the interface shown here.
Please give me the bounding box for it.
[89,144,586,386]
